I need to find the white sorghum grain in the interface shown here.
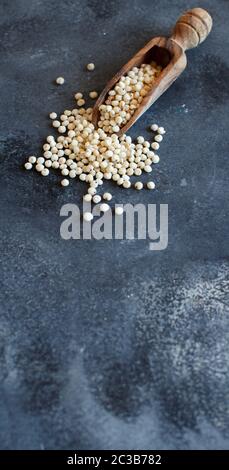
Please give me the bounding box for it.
[61,178,69,187]
[93,195,101,204]
[49,112,57,119]
[144,165,152,173]
[75,92,83,100]
[41,168,49,176]
[88,187,97,195]
[115,206,124,215]
[28,156,36,164]
[68,130,75,139]
[56,77,65,85]
[83,212,93,221]
[123,180,131,188]
[157,127,165,135]
[135,181,143,190]
[151,142,160,150]
[61,168,69,176]
[152,154,160,164]
[47,136,54,143]
[100,203,110,212]
[69,170,76,178]
[147,181,155,189]
[43,150,52,159]
[87,63,95,71]
[103,192,112,201]
[83,194,92,202]
[43,143,50,151]
[89,91,98,99]
[77,99,85,107]
[25,162,32,170]
[150,124,158,131]
[154,134,163,142]
[53,120,61,128]
[37,157,45,164]
[35,163,44,172]
[70,162,77,169]
[58,126,66,134]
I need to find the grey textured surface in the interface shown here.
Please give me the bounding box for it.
[0,0,229,450]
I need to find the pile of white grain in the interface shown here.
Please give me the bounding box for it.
[25,62,165,219]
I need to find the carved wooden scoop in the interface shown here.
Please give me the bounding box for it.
[92,8,212,136]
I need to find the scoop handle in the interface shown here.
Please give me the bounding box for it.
[170,7,213,51]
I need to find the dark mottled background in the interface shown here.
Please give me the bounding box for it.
[0,0,229,450]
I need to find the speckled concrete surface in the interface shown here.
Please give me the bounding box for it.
[0,0,229,450]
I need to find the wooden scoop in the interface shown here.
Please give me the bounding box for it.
[92,7,212,136]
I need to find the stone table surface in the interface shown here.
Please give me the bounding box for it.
[0,0,229,450]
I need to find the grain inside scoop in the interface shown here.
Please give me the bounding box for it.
[92,8,213,135]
